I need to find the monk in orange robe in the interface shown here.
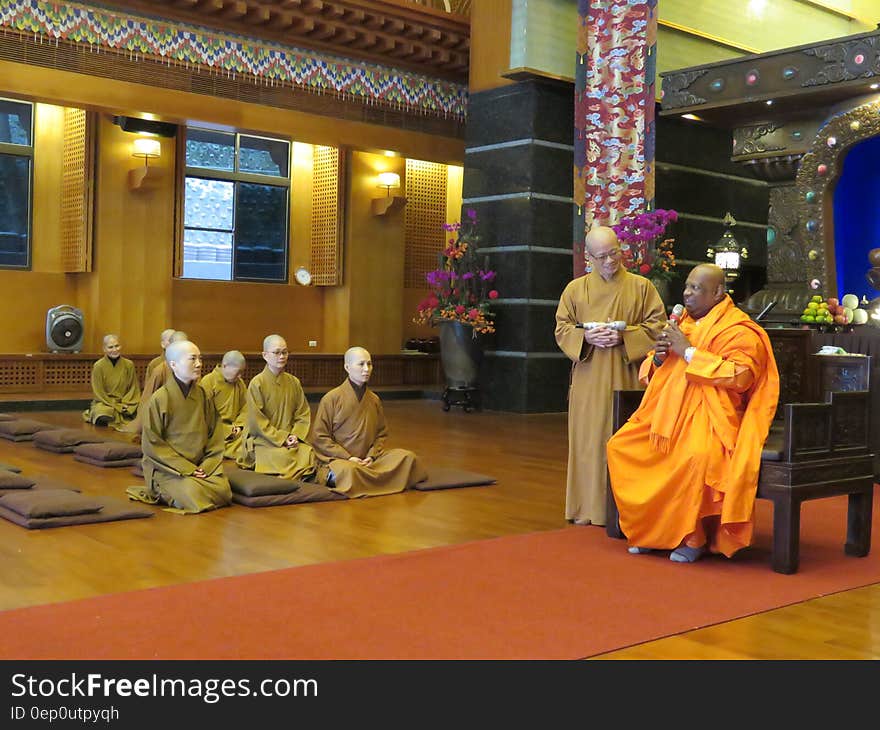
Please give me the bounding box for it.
[606,264,779,562]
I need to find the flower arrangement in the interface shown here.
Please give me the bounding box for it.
[611,208,678,283]
[414,209,499,335]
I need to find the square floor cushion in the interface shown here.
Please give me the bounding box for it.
[0,419,60,442]
[73,441,142,468]
[33,428,114,453]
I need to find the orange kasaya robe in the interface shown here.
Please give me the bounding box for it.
[606,296,779,557]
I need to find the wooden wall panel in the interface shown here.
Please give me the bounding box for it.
[311,146,344,286]
[171,278,324,354]
[404,159,447,289]
[59,107,94,272]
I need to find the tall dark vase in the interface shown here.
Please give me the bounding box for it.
[438,321,483,411]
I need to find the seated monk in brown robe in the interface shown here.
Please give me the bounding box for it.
[199,349,247,459]
[236,334,317,481]
[82,334,140,428]
[119,330,188,439]
[310,346,427,497]
[128,340,231,514]
[144,328,176,388]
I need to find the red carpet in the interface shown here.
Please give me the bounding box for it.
[1,494,879,659]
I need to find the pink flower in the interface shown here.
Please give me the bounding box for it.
[488,290,498,299]
[468,308,480,320]
[455,305,466,315]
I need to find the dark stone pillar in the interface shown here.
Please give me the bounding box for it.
[463,77,574,413]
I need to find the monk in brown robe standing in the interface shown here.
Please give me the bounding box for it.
[237,334,317,481]
[199,350,247,459]
[554,226,666,526]
[82,334,140,428]
[144,328,176,387]
[135,340,231,514]
[310,347,427,497]
[607,264,779,562]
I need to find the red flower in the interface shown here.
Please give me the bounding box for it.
[639,263,651,275]
[488,290,498,299]
[455,305,466,315]
[468,308,480,320]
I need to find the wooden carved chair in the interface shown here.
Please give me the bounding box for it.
[605,389,874,574]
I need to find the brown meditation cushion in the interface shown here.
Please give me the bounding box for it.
[411,467,496,491]
[0,496,153,529]
[225,465,302,497]
[0,462,22,473]
[0,470,37,489]
[0,489,104,519]
[73,455,141,468]
[73,441,143,461]
[0,419,59,441]
[0,478,81,497]
[33,429,114,450]
[231,483,347,507]
[0,413,15,421]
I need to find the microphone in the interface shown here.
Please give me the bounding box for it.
[575,320,626,330]
[754,300,777,322]
[653,304,685,366]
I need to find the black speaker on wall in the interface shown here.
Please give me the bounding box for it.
[46,305,84,353]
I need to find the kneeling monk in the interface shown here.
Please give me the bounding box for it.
[310,347,427,497]
[133,340,232,514]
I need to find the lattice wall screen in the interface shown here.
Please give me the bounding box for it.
[310,146,343,286]
[59,108,94,272]
[404,159,447,289]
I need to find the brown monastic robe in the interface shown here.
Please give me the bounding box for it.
[134,377,231,514]
[236,366,316,480]
[310,380,427,497]
[82,356,140,427]
[118,360,172,439]
[144,354,164,387]
[199,365,247,459]
[554,268,666,525]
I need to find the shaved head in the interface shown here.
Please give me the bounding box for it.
[585,225,622,281]
[102,334,118,348]
[166,340,202,384]
[692,263,725,289]
[344,346,373,387]
[222,350,246,367]
[263,334,285,352]
[344,346,370,368]
[683,264,727,320]
[160,328,175,348]
[166,339,197,364]
[585,225,619,253]
[169,330,188,344]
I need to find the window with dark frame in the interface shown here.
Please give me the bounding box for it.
[182,128,291,282]
[0,98,33,270]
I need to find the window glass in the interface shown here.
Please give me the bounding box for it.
[0,99,32,146]
[233,183,288,281]
[0,154,30,268]
[184,177,234,230]
[182,229,233,281]
[185,129,234,171]
[239,135,289,177]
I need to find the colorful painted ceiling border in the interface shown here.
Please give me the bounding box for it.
[0,0,467,120]
[573,0,657,276]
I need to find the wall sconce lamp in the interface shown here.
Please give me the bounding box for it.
[371,171,407,215]
[706,212,748,287]
[129,136,161,190]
